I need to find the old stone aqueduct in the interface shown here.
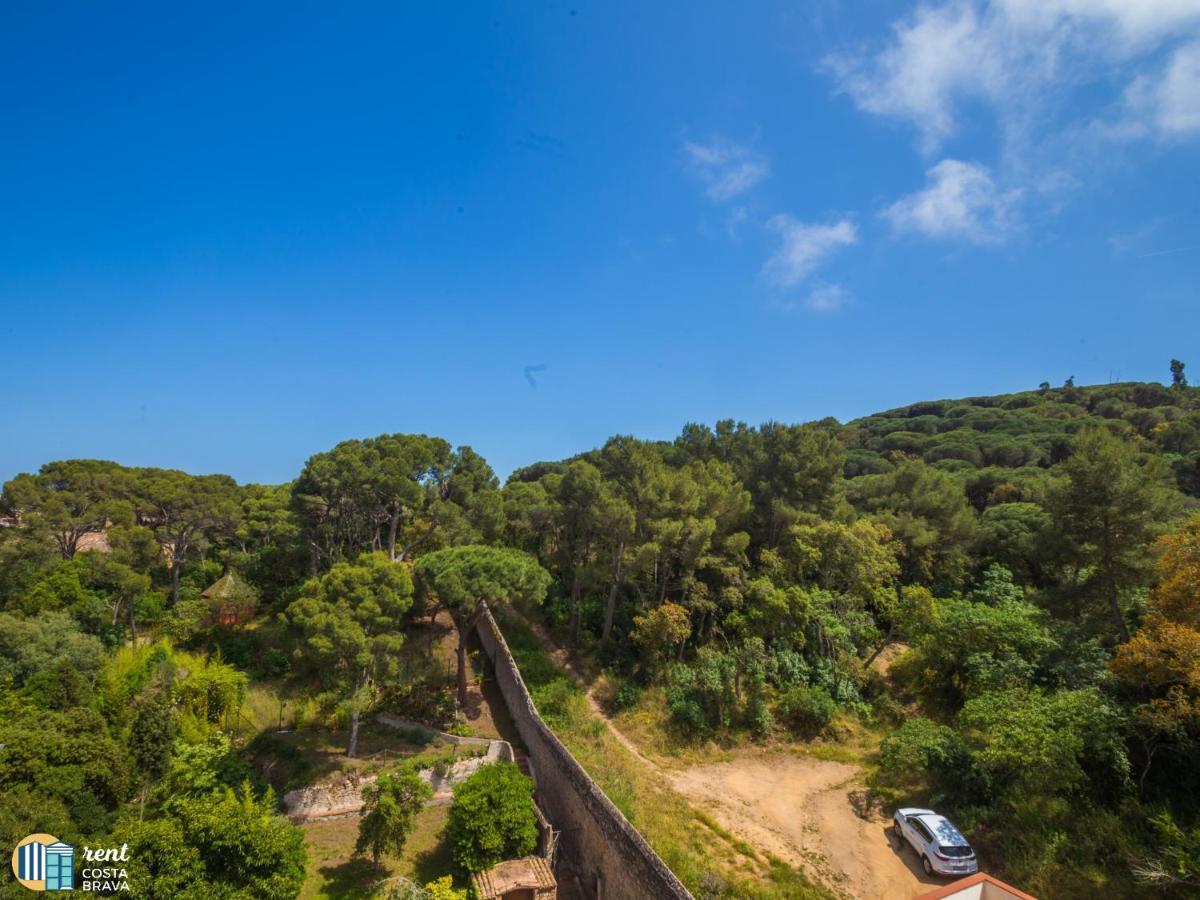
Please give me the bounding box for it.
[474,603,693,900]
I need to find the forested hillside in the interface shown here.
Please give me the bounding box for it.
[3,371,1200,897]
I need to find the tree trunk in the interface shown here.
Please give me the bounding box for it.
[456,623,470,709]
[1099,540,1128,643]
[569,569,581,644]
[399,523,437,561]
[387,509,401,561]
[170,559,182,606]
[347,709,361,758]
[1107,568,1131,643]
[603,543,624,640]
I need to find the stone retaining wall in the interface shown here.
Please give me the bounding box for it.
[283,724,513,822]
[475,603,693,900]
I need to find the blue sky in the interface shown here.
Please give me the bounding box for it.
[3,1,1198,484]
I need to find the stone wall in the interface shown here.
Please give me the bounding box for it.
[283,726,513,822]
[475,604,693,900]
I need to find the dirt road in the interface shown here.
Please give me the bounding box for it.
[667,755,941,900]
[513,611,939,899]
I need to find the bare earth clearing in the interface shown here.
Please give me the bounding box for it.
[666,755,937,900]
[517,616,937,899]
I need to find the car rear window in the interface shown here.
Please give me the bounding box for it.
[940,845,974,857]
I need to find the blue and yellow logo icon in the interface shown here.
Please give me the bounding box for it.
[11,834,74,892]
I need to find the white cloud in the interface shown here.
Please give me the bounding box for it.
[825,0,1200,152]
[763,215,858,288]
[883,159,1022,244]
[825,3,1000,153]
[683,138,769,201]
[1119,41,1200,138]
[806,283,852,312]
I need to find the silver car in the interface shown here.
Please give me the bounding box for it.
[892,807,979,877]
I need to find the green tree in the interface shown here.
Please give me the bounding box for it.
[133,783,307,900]
[123,817,206,899]
[130,691,177,817]
[553,460,608,641]
[1134,811,1200,891]
[135,469,242,604]
[849,461,977,589]
[287,552,414,756]
[424,877,468,900]
[355,767,433,863]
[0,611,104,687]
[631,601,692,676]
[959,687,1130,806]
[0,459,134,559]
[876,717,971,794]
[1052,427,1176,641]
[0,705,130,833]
[445,762,538,875]
[908,593,1057,707]
[293,436,501,570]
[414,546,550,708]
[1171,358,1188,390]
[154,735,254,814]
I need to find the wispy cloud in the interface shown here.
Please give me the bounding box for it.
[1105,41,1200,140]
[683,138,769,201]
[824,1,1200,154]
[773,282,854,314]
[763,215,858,288]
[806,283,852,312]
[883,159,1022,244]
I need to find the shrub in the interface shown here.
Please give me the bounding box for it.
[260,647,291,678]
[445,762,538,875]
[777,684,837,735]
[612,680,640,711]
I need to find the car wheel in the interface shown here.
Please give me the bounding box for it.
[922,856,934,876]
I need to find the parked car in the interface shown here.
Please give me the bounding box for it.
[892,808,979,877]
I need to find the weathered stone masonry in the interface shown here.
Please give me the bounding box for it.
[475,603,694,900]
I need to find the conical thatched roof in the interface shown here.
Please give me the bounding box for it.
[201,570,257,605]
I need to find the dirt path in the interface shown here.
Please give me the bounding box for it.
[512,610,938,899]
[667,755,938,900]
[508,606,657,767]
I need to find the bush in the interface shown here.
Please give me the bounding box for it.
[777,684,837,735]
[445,762,538,874]
[612,680,640,711]
[260,647,291,678]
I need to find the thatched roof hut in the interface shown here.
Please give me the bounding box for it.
[200,570,258,625]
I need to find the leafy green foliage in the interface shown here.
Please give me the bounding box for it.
[287,551,414,755]
[127,782,306,899]
[445,761,538,875]
[130,691,177,780]
[1,383,1199,896]
[355,766,433,862]
[415,545,550,705]
[0,705,130,833]
[0,611,104,687]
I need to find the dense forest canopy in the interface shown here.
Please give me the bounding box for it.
[2,370,1200,897]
